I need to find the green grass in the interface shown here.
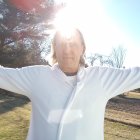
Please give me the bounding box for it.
[0,103,30,140]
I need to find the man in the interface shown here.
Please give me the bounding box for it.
[0,28,140,140]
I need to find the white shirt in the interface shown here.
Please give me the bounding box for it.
[0,64,140,140]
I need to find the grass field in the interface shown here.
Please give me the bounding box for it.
[0,91,140,140]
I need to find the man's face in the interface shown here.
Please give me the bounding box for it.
[54,30,84,70]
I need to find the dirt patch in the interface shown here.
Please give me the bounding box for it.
[105,96,140,127]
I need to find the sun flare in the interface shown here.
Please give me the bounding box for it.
[53,0,132,66]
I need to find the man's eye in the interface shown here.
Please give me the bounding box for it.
[60,41,78,47]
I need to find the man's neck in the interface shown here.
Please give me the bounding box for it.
[58,65,79,76]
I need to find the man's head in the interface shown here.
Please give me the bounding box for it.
[50,28,86,74]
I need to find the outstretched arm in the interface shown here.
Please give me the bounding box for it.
[98,67,140,99]
[0,65,41,98]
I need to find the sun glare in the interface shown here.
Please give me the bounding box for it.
[53,7,77,38]
[53,0,113,52]
[53,0,134,67]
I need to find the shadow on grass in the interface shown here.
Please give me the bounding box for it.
[107,96,140,115]
[0,89,30,115]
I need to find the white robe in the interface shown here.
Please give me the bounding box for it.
[0,64,140,140]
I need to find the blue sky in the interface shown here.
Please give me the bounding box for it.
[102,0,140,46]
[99,0,140,67]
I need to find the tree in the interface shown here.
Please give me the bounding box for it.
[108,46,126,68]
[87,46,126,68]
[0,0,64,47]
[0,0,65,67]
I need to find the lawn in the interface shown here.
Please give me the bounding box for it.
[0,91,140,140]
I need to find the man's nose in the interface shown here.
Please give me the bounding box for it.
[64,43,71,53]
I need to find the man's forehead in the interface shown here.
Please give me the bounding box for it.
[56,30,81,42]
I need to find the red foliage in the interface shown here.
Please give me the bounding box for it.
[9,0,46,13]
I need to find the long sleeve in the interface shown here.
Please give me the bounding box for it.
[0,65,41,98]
[98,67,140,99]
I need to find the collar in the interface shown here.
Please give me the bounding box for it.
[51,63,86,84]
